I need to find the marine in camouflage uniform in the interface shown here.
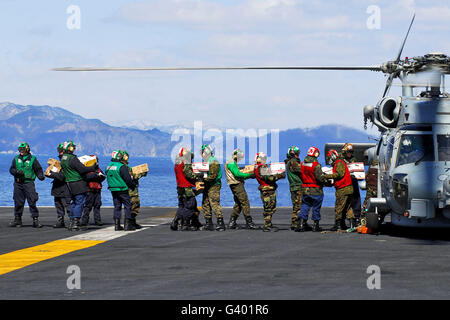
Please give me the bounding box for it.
[341,143,362,223]
[201,145,225,231]
[324,150,355,231]
[225,148,258,229]
[284,146,303,230]
[362,159,378,225]
[122,151,147,229]
[254,152,285,232]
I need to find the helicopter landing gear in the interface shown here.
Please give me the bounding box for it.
[366,211,381,233]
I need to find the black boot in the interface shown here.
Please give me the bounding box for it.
[330,219,341,232]
[263,223,279,232]
[204,218,215,231]
[216,218,226,231]
[228,215,239,229]
[32,217,43,228]
[71,218,81,231]
[170,216,181,231]
[53,216,65,228]
[244,215,259,230]
[124,218,136,231]
[295,218,307,232]
[114,218,124,231]
[312,220,322,232]
[350,218,358,229]
[340,219,348,231]
[181,218,196,231]
[131,213,142,229]
[191,214,203,230]
[9,216,22,228]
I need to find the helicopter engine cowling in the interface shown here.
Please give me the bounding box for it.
[377,97,401,128]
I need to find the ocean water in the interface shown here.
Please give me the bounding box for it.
[0,154,365,208]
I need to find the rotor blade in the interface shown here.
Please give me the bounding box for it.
[382,74,394,97]
[53,65,382,72]
[395,12,415,62]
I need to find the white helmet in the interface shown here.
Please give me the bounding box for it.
[255,152,267,165]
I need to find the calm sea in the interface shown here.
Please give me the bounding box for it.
[0,154,365,208]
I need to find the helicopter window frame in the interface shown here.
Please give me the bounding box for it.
[437,134,450,161]
[395,132,435,167]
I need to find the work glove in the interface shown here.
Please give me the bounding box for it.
[15,170,24,178]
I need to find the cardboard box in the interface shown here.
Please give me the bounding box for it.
[132,163,149,175]
[322,166,333,175]
[195,181,205,191]
[270,162,286,174]
[192,162,209,173]
[352,171,366,180]
[78,155,97,167]
[347,162,365,173]
[45,158,61,176]
[240,165,255,174]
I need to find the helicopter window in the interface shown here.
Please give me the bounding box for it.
[384,136,395,171]
[396,135,434,166]
[437,135,450,161]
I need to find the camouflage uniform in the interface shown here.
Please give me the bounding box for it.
[342,154,362,220]
[128,168,147,216]
[202,160,224,220]
[285,156,303,229]
[324,159,354,221]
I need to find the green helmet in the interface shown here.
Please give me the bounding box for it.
[18,142,30,154]
[121,150,129,163]
[111,149,124,161]
[57,142,64,153]
[63,140,76,153]
[287,146,300,157]
[232,148,244,162]
[201,144,213,161]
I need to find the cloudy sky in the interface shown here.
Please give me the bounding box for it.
[0,0,449,132]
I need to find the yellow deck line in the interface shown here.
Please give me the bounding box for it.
[0,240,105,276]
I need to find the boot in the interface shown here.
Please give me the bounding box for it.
[290,219,299,230]
[204,218,215,231]
[181,218,195,231]
[216,218,226,231]
[228,215,239,229]
[244,215,259,230]
[262,223,279,232]
[170,216,180,231]
[67,218,74,231]
[340,219,348,231]
[350,218,358,229]
[295,218,307,232]
[53,216,65,228]
[124,218,136,231]
[131,213,142,229]
[32,217,43,228]
[94,220,103,226]
[191,214,203,231]
[114,218,124,231]
[71,218,81,231]
[312,220,322,232]
[330,219,342,232]
[9,216,22,228]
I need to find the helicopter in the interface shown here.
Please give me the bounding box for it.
[54,13,450,231]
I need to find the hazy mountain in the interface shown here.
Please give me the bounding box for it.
[0,102,375,159]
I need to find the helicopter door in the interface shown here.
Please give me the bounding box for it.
[379,135,396,197]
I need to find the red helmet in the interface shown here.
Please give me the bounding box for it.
[326,149,339,165]
[307,146,320,158]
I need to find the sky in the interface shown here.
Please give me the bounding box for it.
[0,0,449,133]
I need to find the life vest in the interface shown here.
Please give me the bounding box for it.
[174,163,195,188]
[15,154,36,183]
[106,161,128,191]
[333,159,352,190]
[301,161,320,188]
[254,164,271,187]
[60,153,83,183]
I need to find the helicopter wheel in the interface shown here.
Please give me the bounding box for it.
[366,211,381,233]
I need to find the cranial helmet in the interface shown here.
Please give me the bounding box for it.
[307,146,320,158]
[178,147,192,164]
[233,148,245,162]
[111,149,124,161]
[255,152,267,165]
[326,149,339,165]
[201,144,213,161]
[57,142,65,153]
[63,141,76,153]
[18,142,30,154]
[342,143,354,153]
[288,146,300,157]
[121,150,129,162]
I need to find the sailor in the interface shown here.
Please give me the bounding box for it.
[296,147,328,232]
[105,150,137,231]
[341,143,362,224]
[224,148,258,229]
[60,141,97,231]
[80,156,105,227]
[46,143,71,228]
[254,152,285,232]
[324,149,356,231]
[9,142,45,228]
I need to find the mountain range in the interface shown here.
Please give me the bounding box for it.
[0,102,376,158]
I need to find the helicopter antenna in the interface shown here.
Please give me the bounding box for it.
[382,13,415,98]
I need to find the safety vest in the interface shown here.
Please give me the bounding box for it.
[60,153,83,183]
[15,155,36,183]
[88,169,103,190]
[254,164,271,187]
[301,161,320,188]
[174,163,195,188]
[333,159,352,190]
[106,161,128,191]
